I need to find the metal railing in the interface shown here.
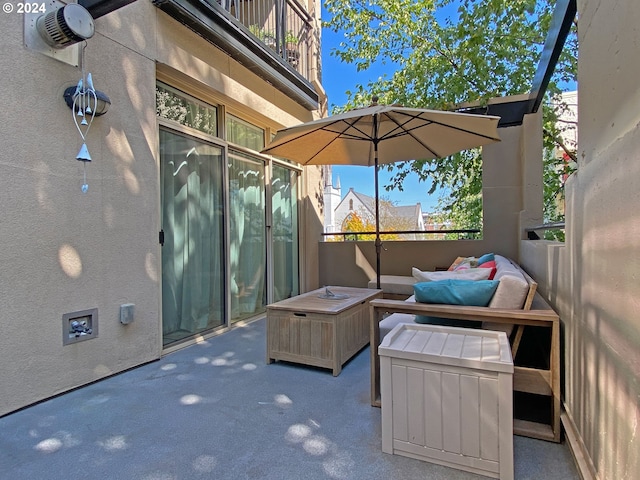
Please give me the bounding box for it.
[525,222,566,240]
[218,0,314,80]
[322,229,482,241]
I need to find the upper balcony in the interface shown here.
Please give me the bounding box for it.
[152,0,320,109]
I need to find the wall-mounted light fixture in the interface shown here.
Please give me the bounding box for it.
[63,84,111,117]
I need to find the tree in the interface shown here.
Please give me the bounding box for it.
[342,211,377,240]
[324,0,578,229]
[340,198,416,240]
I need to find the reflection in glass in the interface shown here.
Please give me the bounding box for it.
[229,150,266,322]
[160,130,225,346]
[156,84,218,136]
[226,114,265,151]
[272,164,299,302]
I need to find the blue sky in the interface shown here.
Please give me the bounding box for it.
[320,10,442,212]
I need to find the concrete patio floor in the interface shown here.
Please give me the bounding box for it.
[0,317,579,480]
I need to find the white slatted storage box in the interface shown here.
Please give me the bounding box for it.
[379,323,514,480]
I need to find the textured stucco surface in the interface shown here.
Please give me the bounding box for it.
[1,2,323,415]
[521,1,640,478]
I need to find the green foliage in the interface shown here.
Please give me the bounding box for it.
[324,0,578,232]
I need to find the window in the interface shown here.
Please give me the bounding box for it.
[156,83,218,136]
[156,81,300,344]
[226,114,265,151]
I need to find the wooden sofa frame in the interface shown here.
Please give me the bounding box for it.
[369,260,561,443]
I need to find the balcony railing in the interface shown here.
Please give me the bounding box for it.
[322,229,482,241]
[218,0,315,80]
[525,222,566,240]
[152,0,319,109]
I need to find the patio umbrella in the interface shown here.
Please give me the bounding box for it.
[261,101,501,288]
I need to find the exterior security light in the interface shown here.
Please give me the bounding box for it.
[63,85,111,117]
[36,4,95,49]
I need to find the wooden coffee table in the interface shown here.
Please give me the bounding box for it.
[266,286,382,376]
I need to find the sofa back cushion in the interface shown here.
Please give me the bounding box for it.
[413,279,499,327]
[488,255,530,309]
[414,279,499,306]
[412,267,492,282]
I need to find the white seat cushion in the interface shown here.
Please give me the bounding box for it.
[412,267,491,282]
[379,313,416,339]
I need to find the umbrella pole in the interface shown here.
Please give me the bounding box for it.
[375,156,382,290]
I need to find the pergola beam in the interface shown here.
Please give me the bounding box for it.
[528,0,577,113]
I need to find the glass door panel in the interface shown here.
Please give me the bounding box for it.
[229,150,267,322]
[160,129,225,346]
[272,164,299,302]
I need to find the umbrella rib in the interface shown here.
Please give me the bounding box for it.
[378,113,440,157]
[265,115,376,163]
[379,111,500,158]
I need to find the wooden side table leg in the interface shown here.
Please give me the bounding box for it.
[551,319,561,442]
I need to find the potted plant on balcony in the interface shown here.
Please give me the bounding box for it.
[248,25,277,51]
[284,31,300,67]
[262,30,277,50]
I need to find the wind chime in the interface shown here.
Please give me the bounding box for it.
[71,42,99,193]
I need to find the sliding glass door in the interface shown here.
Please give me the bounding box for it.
[229,150,267,322]
[157,82,301,345]
[272,163,299,302]
[160,129,225,346]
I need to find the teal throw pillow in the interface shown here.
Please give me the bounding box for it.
[477,252,495,265]
[413,279,498,327]
[413,279,499,306]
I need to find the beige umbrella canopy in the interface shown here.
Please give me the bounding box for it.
[261,102,501,288]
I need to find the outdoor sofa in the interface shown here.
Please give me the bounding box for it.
[368,254,562,442]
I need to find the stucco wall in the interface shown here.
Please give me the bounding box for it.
[520,1,640,478]
[0,2,323,416]
[0,2,160,416]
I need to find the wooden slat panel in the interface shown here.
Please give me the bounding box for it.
[309,319,322,359]
[481,336,501,362]
[424,369,443,450]
[289,316,300,355]
[321,322,332,360]
[380,355,393,453]
[267,286,381,314]
[392,364,408,442]
[513,366,551,395]
[370,299,558,326]
[405,329,431,353]
[442,332,464,358]
[425,331,447,354]
[460,335,482,360]
[460,375,480,458]
[513,419,555,442]
[270,351,332,369]
[279,316,291,352]
[479,376,499,462]
[407,367,425,446]
[442,372,461,453]
[394,440,500,476]
[299,319,311,357]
